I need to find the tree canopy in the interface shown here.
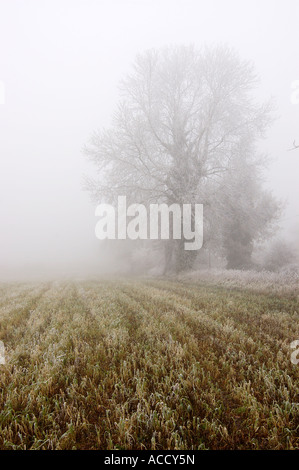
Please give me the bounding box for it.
[86,45,279,272]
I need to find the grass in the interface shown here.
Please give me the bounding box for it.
[0,277,298,450]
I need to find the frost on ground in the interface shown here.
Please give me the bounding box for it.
[0,341,5,364]
[177,268,299,295]
[0,278,298,450]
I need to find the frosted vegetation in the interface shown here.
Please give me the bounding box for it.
[178,268,299,295]
[0,279,298,449]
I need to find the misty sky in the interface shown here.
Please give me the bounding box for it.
[0,0,298,278]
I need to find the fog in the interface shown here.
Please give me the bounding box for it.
[0,0,298,280]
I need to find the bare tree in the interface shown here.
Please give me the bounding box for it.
[288,140,299,151]
[218,146,280,269]
[85,45,273,273]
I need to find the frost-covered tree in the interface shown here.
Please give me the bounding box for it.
[217,144,280,269]
[263,239,296,272]
[85,45,274,273]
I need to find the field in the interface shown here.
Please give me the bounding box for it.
[0,276,298,450]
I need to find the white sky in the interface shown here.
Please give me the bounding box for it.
[0,0,298,277]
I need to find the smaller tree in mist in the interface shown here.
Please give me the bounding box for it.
[217,144,280,269]
[263,239,297,272]
[85,45,276,273]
